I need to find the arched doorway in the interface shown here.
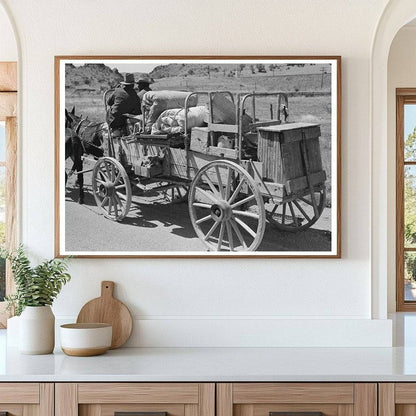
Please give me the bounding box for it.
[371,0,416,319]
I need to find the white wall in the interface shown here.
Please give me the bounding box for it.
[0,0,393,346]
[387,25,416,312]
[0,3,17,61]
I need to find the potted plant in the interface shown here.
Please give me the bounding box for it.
[2,245,71,354]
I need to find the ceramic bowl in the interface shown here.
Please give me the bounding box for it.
[60,323,112,356]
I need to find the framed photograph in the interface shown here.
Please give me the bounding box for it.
[55,56,341,258]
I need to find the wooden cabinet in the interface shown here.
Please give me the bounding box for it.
[0,383,53,416]
[55,383,215,416]
[0,381,382,416]
[217,383,377,416]
[379,383,416,416]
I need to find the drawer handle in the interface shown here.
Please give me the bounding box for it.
[115,412,167,416]
[270,413,324,416]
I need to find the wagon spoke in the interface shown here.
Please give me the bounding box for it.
[231,194,255,209]
[114,193,124,210]
[225,167,232,200]
[215,166,224,199]
[195,186,219,204]
[282,203,287,225]
[115,184,127,190]
[203,173,221,198]
[116,191,128,201]
[163,184,189,204]
[192,202,211,209]
[196,214,212,225]
[299,196,314,206]
[95,178,106,185]
[103,162,111,178]
[112,197,119,218]
[288,202,299,227]
[217,222,225,251]
[114,170,121,185]
[269,204,278,216]
[234,217,256,239]
[99,167,110,181]
[293,200,311,221]
[204,220,220,241]
[105,161,115,182]
[98,171,107,182]
[228,176,245,204]
[232,210,260,220]
[107,198,113,215]
[100,196,109,208]
[230,219,247,249]
[226,221,234,251]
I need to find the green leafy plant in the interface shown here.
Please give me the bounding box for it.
[1,245,71,316]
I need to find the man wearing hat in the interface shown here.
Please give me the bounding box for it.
[107,72,141,135]
[137,76,154,101]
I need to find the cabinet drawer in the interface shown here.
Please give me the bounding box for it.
[379,383,416,416]
[217,383,376,416]
[56,383,215,416]
[0,383,53,416]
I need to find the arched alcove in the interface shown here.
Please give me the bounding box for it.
[0,2,17,61]
[371,0,416,319]
[387,19,416,314]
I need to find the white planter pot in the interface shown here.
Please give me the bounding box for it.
[6,315,20,347]
[19,306,55,354]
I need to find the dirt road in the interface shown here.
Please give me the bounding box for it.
[64,169,332,253]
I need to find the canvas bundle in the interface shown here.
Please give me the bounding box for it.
[143,90,198,130]
[151,106,208,135]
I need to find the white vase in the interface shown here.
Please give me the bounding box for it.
[19,306,55,354]
[6,315,20,347]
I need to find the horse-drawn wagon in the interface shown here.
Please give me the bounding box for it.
[68,89,327,252]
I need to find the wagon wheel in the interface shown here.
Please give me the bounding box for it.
[189,160,265,252]
[266,185,326,232]
[92,157,132,221]
[163,184,189,204]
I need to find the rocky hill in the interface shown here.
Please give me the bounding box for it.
[65,63,124,93]
[149,63,327,79]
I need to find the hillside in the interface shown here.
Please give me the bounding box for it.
[65,63,123,93]
[149,63,329,79]
[64,62,331,98]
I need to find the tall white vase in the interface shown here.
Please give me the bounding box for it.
[6,315,20,347]
[19,306,55,354]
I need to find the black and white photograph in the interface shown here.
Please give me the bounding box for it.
[56,56,341,257]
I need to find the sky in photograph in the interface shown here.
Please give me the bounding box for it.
[73,62,159,74]
[111,63,158,74]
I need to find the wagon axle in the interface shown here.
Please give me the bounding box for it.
[98,181,115,198]
[211,202,232,222]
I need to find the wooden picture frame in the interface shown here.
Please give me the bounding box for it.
[396,88,416,311]
[55,56,341,258]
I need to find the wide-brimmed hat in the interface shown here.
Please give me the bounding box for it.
[120,73,135,85]
[138,76,154,84]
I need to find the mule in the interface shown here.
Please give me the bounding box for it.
[65,106,105,204]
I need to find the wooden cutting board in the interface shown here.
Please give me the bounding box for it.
[76,281,133,349]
